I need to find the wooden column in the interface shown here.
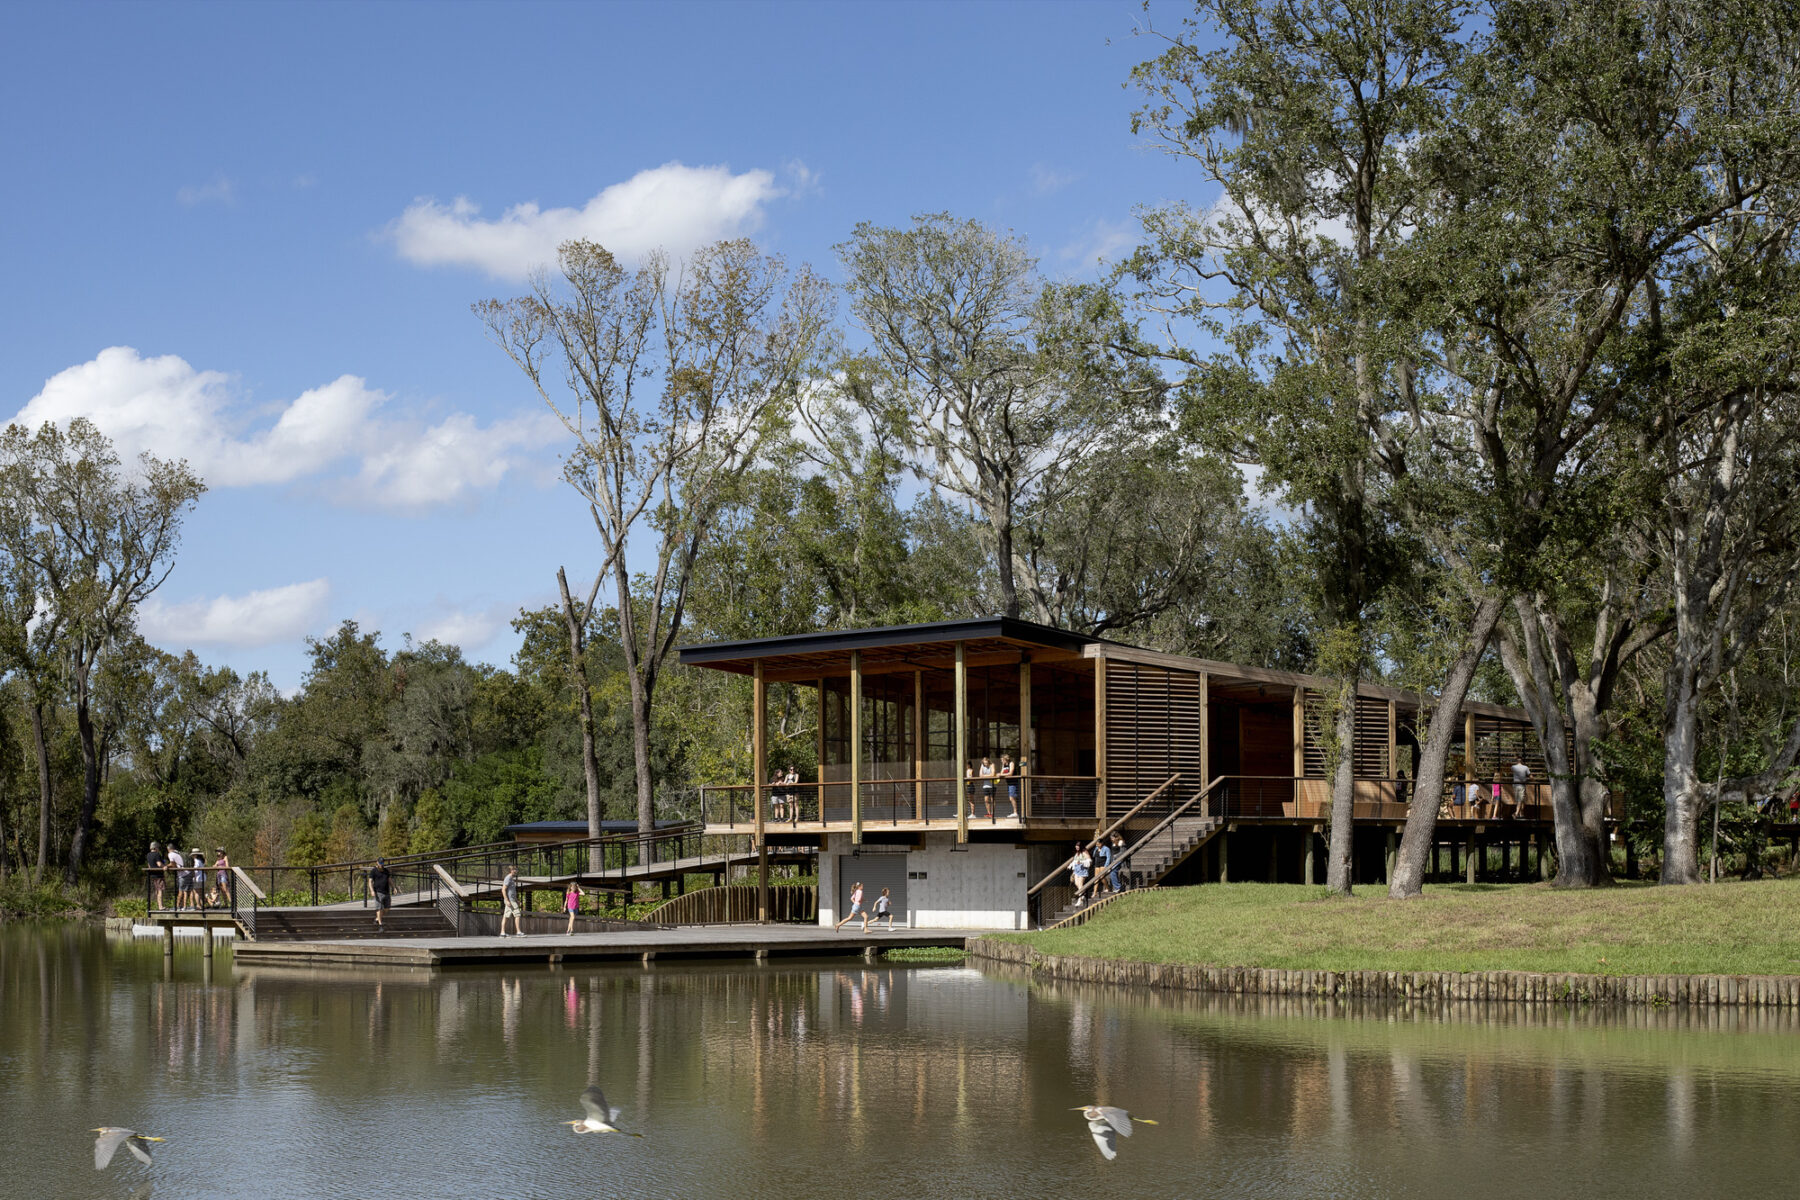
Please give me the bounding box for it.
[1466,828,1478,884]
[1464,710,1477,794]
[1293,689,1306,779]
[1094,655,1108,820]
[955,641,968,842]
[815,677,825,823]
[1387,699,1399,800]
[1219,828,1230,883]
[913,669,925,822]
[1018,656,1032,819]
[753,662,768,922]
[1198,671,1210,788]
[850,650,863,846]
[1384,827,1396,883]
[1304,827,1316,884]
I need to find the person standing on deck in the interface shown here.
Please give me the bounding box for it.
[500,864,525,937]
[1490,771,1504,820]
[1110,833,1126,892]
[1094,838,1114,895]
[768,766,786,823]
[146,842,166,910]
[209,847,231,907]
[1510,759,1530,818]
[784,766,801,822]
[835,881,868,931]
[979,756,996,819]
[563,878,586,935]
[189,849,208,910]
[1000,753,1019,819]
[167,846,187,910]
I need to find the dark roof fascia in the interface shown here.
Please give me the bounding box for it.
[676,616,1100,667]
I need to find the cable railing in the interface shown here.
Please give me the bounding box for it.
[698,775,1101,829]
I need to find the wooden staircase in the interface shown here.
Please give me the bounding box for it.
[1039,814,1221,928]
[246,906,457,942]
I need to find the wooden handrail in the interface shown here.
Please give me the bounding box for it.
[1028,773,1182,898]
[432,863,469,900]
[231,865,267,902]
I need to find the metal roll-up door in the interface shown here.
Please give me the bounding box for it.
[838,853,907,921]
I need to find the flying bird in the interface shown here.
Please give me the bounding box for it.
[93,1128,165,1169]
[565,1085,642,1136]
[1073,1105,1157,1161]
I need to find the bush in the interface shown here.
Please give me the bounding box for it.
[0,876,99,921]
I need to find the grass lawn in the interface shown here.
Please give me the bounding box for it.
[992,878,1800,977]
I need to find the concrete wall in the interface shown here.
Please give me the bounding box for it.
[819,834,1030,930]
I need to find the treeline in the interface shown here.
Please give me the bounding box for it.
[7,0,1800,898]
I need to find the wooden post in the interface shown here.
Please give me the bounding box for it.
[1094,655,1108,820]
[1451,838,1460,880]
[914,669,925,822]
[1539,831,1552,880]
[955,642,968,842]
[1219,828,1230,883]
[1384,827,1396,883]
[202,924,213,958]
[850,650,863,846]
[1466,828,1478,884]
[1387,700,1399,798]
[815,676,825,823]
[1464,710,1477,794]
[163,924,173,958]
[1293,688,1305,779]
[1018,656,1032,819]
[753,662,767,921]
[1198,671,1210,790]
[1304,826,1316,884]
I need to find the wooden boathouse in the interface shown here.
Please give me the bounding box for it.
[679,617,1569,930]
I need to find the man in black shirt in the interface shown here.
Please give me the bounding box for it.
[368,858,392,928]
[146,842,166,910]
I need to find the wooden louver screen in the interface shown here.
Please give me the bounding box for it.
[1353,696,1391,779]
[1469,716,1545,778]
[1301,691,1329,778]
[1105,662,1203,806]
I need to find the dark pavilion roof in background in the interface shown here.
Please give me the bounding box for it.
[675,616,1105,680]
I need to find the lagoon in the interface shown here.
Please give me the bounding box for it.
[3,924,1798,1199]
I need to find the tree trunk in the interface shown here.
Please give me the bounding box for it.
[1325,676,1357,896]
[1390,595,1505,897]
[65,676,103,885]
[628,665,655,836]
[558,567,607,872]
[1660,657,1704,884]
[31,699,52,886]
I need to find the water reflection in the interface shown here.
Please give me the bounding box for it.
[3,924,1798,1199]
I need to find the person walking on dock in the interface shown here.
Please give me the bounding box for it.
[500,864,525,937]
[563,879,586,935]
[835,881,868,932]
[368,858,392,928]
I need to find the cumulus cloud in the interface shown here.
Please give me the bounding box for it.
[13,346,566,509]
[411,602,515,651]
[139,579,331,647]
[177,174,236,206]
[387,162,783,281]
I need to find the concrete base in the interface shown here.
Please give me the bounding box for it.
[819,833,1029,930]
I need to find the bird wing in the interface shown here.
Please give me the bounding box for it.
[1095,1106,1136,1137]
[127,1138,155,1165]
[1087,1120,1119,1161]
[579,1085,610,1122]
[94,1128,130,1170]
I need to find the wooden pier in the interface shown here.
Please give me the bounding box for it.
[231,923,972,969]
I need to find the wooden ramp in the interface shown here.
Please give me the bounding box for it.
[231,924,973,969]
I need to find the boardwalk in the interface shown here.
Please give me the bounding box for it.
[231,923,973,969]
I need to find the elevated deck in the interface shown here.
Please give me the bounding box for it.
[231,924,972,969]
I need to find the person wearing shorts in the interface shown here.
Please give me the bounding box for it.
[500,864,524,937]
[369,858,392,928]
[146,842,166,910]
[873,887,895,930]
[835,881,867,931]
[563,879,586,935]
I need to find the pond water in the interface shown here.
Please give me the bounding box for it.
[4,924,1798,1199]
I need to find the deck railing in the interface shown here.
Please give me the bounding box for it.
[699,775,1101,830]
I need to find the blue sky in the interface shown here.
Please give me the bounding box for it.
[0,0,1212,690]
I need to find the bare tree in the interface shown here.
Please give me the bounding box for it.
[480,239,831,835]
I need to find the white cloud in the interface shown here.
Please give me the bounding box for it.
[1058,218,1136,268]
[411,602,514,651]
[1031,163,1078,196]
[139,579,331,647]
[387,162,783,281]
[13,346,566,509]
[177,174,236,206]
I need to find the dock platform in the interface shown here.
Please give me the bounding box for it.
[231,924,973,969]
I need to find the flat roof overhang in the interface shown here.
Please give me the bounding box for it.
[676,616,1099,681]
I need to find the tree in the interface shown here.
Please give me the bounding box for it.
[480,238,831,834]
[0,419,204,883]
[1127,0,1464,893]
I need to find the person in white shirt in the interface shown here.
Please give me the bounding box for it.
[1510,759,1531,818]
